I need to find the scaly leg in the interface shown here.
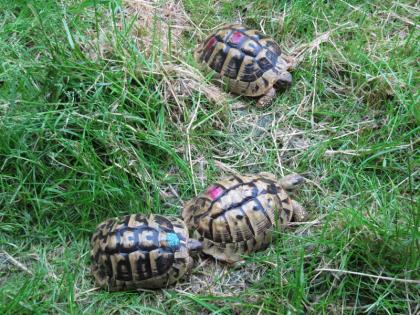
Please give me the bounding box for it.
[256,87,276,108]
[291,200,308,222]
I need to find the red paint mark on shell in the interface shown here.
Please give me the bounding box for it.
[231,31,244,44]
[207,186,223,200]
[205,37,217,51]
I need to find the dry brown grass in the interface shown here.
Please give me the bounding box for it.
[179,258,267,297]
[82,0,244,111]
[122,0,189,56]
[83,0,189,59]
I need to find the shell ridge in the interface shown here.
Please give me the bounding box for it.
[206,180,277,221]
[195,177,285,243]
[115,253,132,281]
[143,251,153,280]
[94,226,177,255]
[208,217,214,241]
[232,174,244,183]
[192,177,277,221]
[253,197,273,225]
[223,212,232,242]
[208,44,229,73]
[239,206,256,237]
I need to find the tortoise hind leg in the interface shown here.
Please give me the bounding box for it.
[202,233,272,265]
[202,240,242,263]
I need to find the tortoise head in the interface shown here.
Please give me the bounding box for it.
[186,239,202,256]
[273,71,292,90]
[278,173,305,193]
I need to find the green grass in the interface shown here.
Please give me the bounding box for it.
[0,0,419,313]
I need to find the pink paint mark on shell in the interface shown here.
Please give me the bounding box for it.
[231,31,244,44]
[207,186,223,200]
[205,37,217,51]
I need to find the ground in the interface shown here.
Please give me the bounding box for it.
[0,0,419,314]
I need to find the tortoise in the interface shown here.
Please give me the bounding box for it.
[182,173,306,263]
[91,214,202,291]
[195,24,293,107]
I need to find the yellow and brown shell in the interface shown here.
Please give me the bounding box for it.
[195,24,291,97]
[91,214,200,291]
[182,173,303,263]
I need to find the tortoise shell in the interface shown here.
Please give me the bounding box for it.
[195,24,291,97]
[182,173,306,263]
[91,214,201,290]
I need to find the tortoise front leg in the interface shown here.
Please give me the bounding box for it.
[291,200,308,222]
[256,87,276,108]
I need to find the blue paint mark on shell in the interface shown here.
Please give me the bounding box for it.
[166,233,180,249]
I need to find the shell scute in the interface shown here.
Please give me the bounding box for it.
[222,52,243,79]
[240,39,261,57]
[208,42,227,73]
[238,56,262,82]
[152,215,174,232]
[257,56,272,71]
[205,36,217,51]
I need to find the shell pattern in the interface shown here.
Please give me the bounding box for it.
[195,24,290,96]
[91,214,193,290]
[182,174,297,262]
